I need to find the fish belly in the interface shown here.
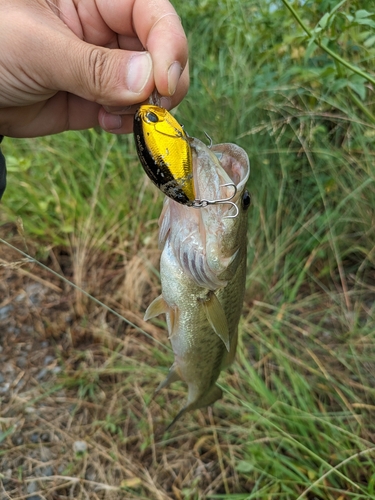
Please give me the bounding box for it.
[160,237,246,420]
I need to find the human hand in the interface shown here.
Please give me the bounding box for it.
[0,0,189,138]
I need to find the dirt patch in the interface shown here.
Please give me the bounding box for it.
[0,236,237,500]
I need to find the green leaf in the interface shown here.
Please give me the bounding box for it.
[356,18,375,28]
[364,35,375,48]
[236,461,254,473]
[355,10,374,19]
[331,78,350,94]
[348,81,367,100]
[304,40,318,61]
[318,12,330,29]
[343,13,354,23]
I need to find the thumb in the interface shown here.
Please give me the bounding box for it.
[46,37,155,106]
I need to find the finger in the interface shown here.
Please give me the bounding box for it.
[46,34,156,106]
[132,1,189,97]
[98,108,134,134]
[60,0,189,101]
[102,63,189,115]
[1,94,101,138]
[98,66,188,134]
[5,4,157,108]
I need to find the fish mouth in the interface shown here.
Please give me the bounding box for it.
[159,139,250,290]
[210,143,250,200]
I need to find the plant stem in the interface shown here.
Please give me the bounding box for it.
[281,0,375,86]
[348,88,375,124]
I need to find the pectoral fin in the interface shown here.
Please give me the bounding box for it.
[144,295,168,321]
[202,292,230,352]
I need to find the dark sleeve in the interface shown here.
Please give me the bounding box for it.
[0,136,6,200]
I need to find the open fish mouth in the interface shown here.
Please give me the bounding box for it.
[209,142,250,197]
[158,138,250,291]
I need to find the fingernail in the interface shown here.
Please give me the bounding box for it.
[127,52,153,93]
[103,113,122,131]
[160,96,172,109]
[168,61,182,96]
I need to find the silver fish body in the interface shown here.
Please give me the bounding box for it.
[145,137,250,428]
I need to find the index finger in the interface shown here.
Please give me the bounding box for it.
[93,0,188,99]
[132,0,189,97]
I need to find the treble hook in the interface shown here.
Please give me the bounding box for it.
[191,183,239,219]
[204,132,213,148]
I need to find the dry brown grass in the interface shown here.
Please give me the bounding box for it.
[0,233,243,500]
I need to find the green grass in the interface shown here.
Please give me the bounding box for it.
[1,0,375,498]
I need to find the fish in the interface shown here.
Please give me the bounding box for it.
[144,135,250,429]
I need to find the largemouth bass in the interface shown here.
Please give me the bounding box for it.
[144,136,250,429]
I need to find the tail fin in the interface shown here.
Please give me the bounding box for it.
[165,384,223,431]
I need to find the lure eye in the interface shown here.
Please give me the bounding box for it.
[145,111,159,123]
[242,190,251,210]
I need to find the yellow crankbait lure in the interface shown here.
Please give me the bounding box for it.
[134,104,239,216]
[134,105,195,205]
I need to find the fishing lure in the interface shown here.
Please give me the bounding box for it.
[134,105,238,216]
[134,105,194,205]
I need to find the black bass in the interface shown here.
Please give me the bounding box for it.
[144,136,250,429]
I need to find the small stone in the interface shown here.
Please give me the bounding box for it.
[30,432,40,443]
[36,368,48,380]
[40,446,51,462]
[2,468,12,484]
[16,293,25,302]
[3,362,14,374]
[44,355,55,365]
[0,382,10,393]
[26,480,38,494]
[73,440,87,453]
[11,433,24,446]
[41,432,50,442]
[0,373,5,383]
[85,466,96,481]
[16,356,27,369]
[0,304,14,320]
[41,466,53,477]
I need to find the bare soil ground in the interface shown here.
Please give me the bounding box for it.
[1,232,239,500]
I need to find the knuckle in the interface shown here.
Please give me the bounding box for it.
[86,47,110,100]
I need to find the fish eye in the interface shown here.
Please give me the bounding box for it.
[242,190,251,210]
[146,111,159,123]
